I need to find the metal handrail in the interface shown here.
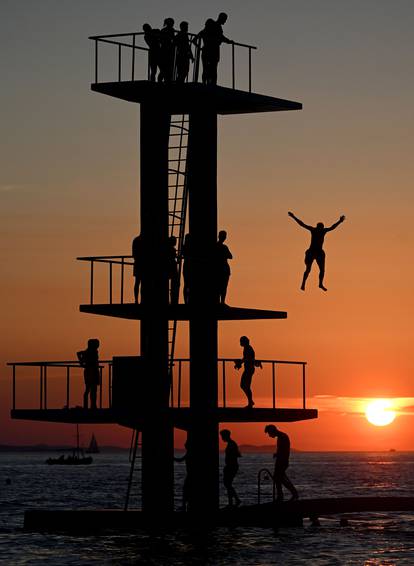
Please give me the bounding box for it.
[258,467,275,504]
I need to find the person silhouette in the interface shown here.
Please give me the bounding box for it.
[174,21,194,83]
[158,18,175,83]
[234,336,257,408]
[168,235,179,304]
[215,230,232,304]
[182,233,192,304]
[77,339,100,410]
[196,14,232,85]
[220,429,241,507]
[288,211,346,291]
[265,424,298,502]
[132,233,144,303]
[143,23,161,82]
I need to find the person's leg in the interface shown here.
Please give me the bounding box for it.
[274,467,284,501]
[241,369,255,407]
[316,251,327,291]
[83,384,90,409]
[301,251,314,291]
[221,274,230,305]
[281,472,299,500]
[90,384,97,410]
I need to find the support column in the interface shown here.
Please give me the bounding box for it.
[187,110,219,513]
[139,105,174,514]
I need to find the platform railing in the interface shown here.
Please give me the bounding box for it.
[257,468,276,504]
[169,358,307,410]
[10,357,307,413]
[9,361,113,412]
[89,31,257,92]
[77,255,134,305]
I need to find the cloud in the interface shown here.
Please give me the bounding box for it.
[310,396,414,416]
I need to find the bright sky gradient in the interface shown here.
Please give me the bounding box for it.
[1,0,414,450]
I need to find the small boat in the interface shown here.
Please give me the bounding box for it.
[86,433,100,454]
[46,425,93,465]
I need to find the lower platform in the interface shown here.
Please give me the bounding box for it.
[11,407,317,429]
[79,303,287,321]
[24,497,414,531]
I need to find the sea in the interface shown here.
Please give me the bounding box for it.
[1,451,414,565]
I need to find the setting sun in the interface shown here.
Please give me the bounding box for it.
[365,400,396,427]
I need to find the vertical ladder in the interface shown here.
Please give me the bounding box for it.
[124,429,142,510]
[167,114,190,391]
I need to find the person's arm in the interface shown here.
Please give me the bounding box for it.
[288,211,312,230]
[225,246,233,260]
[325,215,346,232]
[77,350,85,367]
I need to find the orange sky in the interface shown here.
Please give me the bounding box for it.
[1,1,414,450]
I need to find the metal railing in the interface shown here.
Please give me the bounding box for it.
[77,255,134,305]
[9,357,307,412]
[89,30,257,92]
[257,468,276,504]
[9,361,112,411]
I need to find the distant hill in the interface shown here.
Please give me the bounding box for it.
[0,444,128,453]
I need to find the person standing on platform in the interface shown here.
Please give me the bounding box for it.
[158,18,175,83]
[288,211,346,291]
[77,339,100,410]
[174,21,194,83]
[142,23,161,82]
[132,233,144,303]
[215,230,232,304]
[264,424,298,502]
[234,335,258,408]
[168,235,179,304]
[196,14,232,85]
[220,429,241,507]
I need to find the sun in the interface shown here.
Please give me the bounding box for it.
[365,399,396,427]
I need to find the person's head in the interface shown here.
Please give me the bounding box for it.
[169,235,177,247]
[264,424,278,438]
[218,230,227,243]
[220,429,231,441]
[180,21,189,32]
[164,17,174,28]
[87,338,100,350]
[217,12,228,24]
[143,23,152,33]
[205,18,215,30]
[316,222,324,230]
[240,336,249,347]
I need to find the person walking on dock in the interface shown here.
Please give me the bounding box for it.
[168,235,179,304]
[265,424,298,502]
[77,339,100,410]
[143,23,161,82]
[288,211,346,291]
[220,429,241,507]
[215,230,232,304]
[158,18,175,83]
[132,233,144,303]
[174,21,194,83]
[235,336,258,408]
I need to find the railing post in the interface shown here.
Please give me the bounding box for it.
[40,366,43,410]
[248,47,252,92]
[12,365,16,410]
[109,262,113,304]
[120,257,125,304]
[302,363,306,409]
[178,361,182,408]
[118,44,122,82]
[99,366,103,409]
[109,364,112,408]
[231,42,235,89]
[222,360,226,408]
[132,34,136,81]
[44,366,48,410]
[94,40,98,83]
[272,362,276,409]
[170,362,174,408]
[90,260,94,305]
[147,51,150,80]
[66,366,70,408]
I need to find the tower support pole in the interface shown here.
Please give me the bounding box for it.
[187,110,219,513]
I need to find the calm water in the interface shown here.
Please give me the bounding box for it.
[1,451,414,565]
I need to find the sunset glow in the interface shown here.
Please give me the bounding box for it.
[365,400,396,427]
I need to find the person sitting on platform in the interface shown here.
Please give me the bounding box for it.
[264,424,298,502]
[220,429,241,508]
[168,235,179,304]
[77,338,100,410]
[174,21,194,83]
[215,230,232,305]
[143,23,161,82]
[234,336,261,409]
[132,233,144,303]
[158,18,176,83]
[288,211,346,292]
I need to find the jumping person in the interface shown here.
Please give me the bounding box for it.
[288,211,346,291]
[264,424,298,502]
[77,339,100,410]
[234,336,260,408]
[220,429,241,507]
[215,230,232,304]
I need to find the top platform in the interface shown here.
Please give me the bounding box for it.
[91,81,302,115]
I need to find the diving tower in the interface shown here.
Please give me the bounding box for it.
[9,27,317,519]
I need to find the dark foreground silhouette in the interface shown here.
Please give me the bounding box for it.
[220,429,241,507]
[288,211,345,291]
[77,339,100,409]
[265,424,298,501]
[215,230,232,304]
